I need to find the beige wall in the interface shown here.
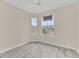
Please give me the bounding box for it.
[76,2,79,52]
[0,1,32,52]
[0,0,79,53]
[54,4,77,48]
[31,3,77,49]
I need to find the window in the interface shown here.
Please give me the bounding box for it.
[42,15,55,35]
[42,15,54,28]
[31,17,37,34]
[32,17,37,26]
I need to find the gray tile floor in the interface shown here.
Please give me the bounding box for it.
[0,41,79,58]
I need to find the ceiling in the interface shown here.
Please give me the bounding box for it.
[3,0,79,14]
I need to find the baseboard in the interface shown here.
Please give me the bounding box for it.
[0,40,78,55]
[0,41,30,54]
[75,49,79,55]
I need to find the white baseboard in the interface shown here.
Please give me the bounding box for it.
[0,40,78,55]
[75,49,79,55]
[0,41,30,54]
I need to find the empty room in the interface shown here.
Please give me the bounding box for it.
[0,0,79,58]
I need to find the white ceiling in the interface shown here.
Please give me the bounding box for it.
[3,0,79,14]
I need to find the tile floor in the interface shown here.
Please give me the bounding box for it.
[0,41,79,58]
